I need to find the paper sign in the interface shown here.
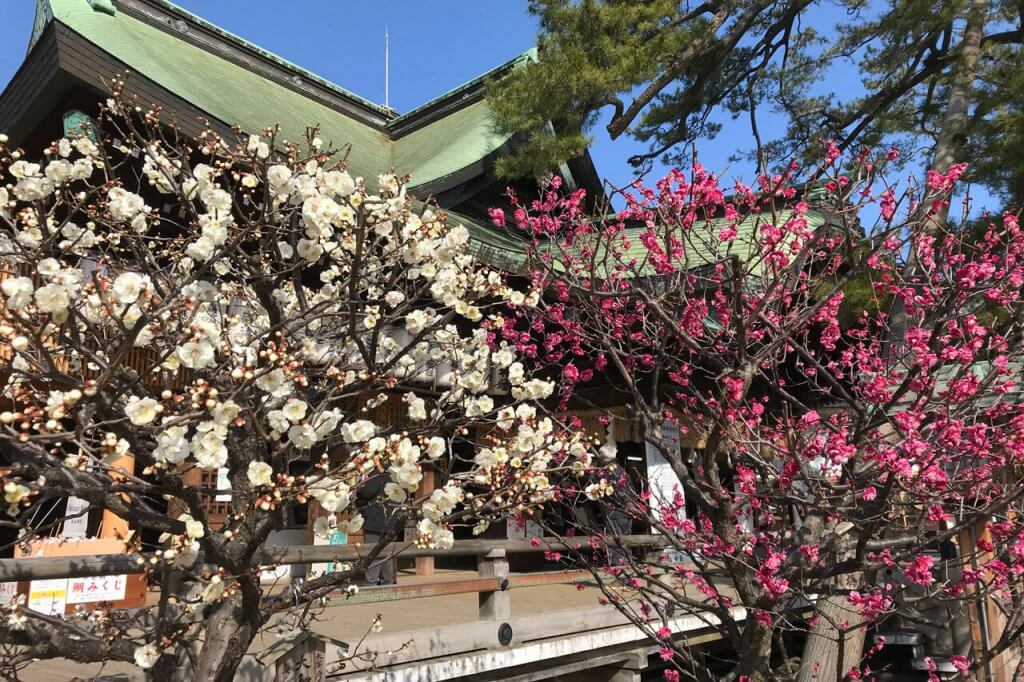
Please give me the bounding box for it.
[645,419,684,522]
[0,582,17,605]
[326,530,349,573]
[645,419,690,564]
[62,496,90,538]
[66,575,127,604]
[216,468,231,502]
[28,579,68,615]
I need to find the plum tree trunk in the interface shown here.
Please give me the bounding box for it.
[796,571,867,682]
[739,618,776,682]
[194,579,263,681]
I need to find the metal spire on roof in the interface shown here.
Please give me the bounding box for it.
[384,26,390,110]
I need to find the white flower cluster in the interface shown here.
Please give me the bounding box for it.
[149,400,240,470]
[0,119,592,615]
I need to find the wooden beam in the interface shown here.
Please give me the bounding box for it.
[327,569,590,607]
[0,536,666,581]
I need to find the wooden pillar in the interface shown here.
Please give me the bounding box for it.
[971,523,1010,682]
[415,469,437,576]
[478,547,510,621]
[99,454,134,539]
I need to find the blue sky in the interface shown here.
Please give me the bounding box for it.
[0,1,998,216]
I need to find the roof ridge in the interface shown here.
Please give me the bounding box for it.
[390,47,537,127]
[130,0,395,118]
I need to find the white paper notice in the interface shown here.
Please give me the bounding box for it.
[28,579,67,615]
[0,582,17,605]
[215,468,231,502]
[62,496,90,538]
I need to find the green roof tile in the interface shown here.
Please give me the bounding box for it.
[454,210,829,276]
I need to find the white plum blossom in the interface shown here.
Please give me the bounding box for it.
[512,379,555,401]
[179,513,205,540]
[192,426,228,470]
[125,396,161,425]
[288,423,318,449]
[390,461,423,491]
[416,518,454,549]
[246,134,270,159]
[153,425,190,464]
[0,116,591,671]
[107,187,149,225]
[425,436,446,460]
[33,283,70,315]
[405,309,432,335]
[4,482,30,516]
[134,643,161,669]
[341,420,376,443]
[309,479,351,513]
[496,406,516,431]
[178,339,216,369]
[465,395,494,418]
[433,527,455,550]
[267,164,292,192]
[9,160,40,179]
[247,461,273,487]
[384,482,407,503]
[312,516,333,539]
[266,409,290,435]
[321,169,355,197]
[0,277,33,310]
[281,398,308,423]
[255,368,289,394]
[337,514,364,535]
[404,393,427,422]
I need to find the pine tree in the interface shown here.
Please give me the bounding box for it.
[488,0,1024,206]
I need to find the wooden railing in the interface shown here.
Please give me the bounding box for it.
[3,536,664,612]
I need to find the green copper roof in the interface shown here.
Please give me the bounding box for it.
[393,100,510,188]
[34,0,522,190]
[34,0,389,115]
[611,209,828,276]
[457,209,829,276]
[395,48,537,123]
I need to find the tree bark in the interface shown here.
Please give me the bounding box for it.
[193,579,263,682]
[796,570,867,682]
[928,0,988,188]
[739,617,776,682]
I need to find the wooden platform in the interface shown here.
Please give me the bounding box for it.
[13,569,609,681]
